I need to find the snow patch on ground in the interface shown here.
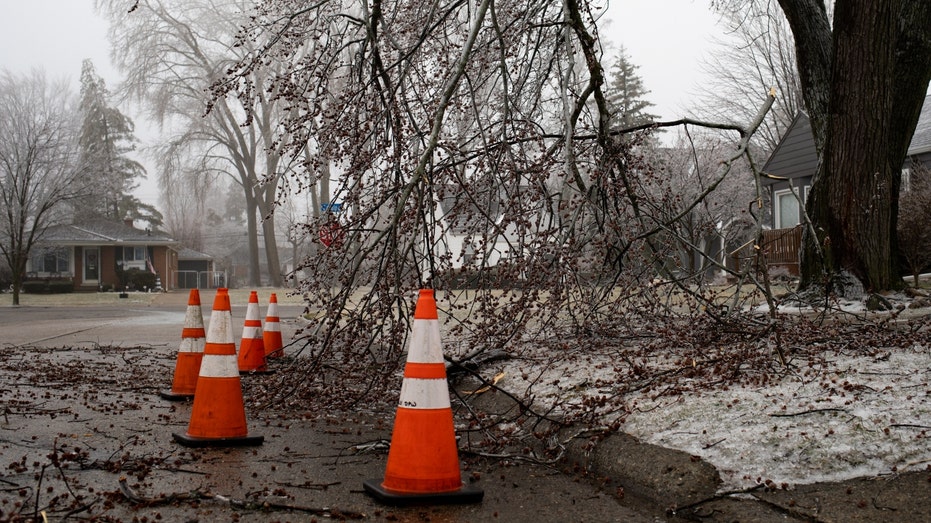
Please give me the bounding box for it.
[622,344,931,489]
[498,338,931,491]
[751,298,868,316]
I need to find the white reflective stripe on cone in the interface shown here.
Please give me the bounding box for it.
[265,321,280,332]
[178,337,206,353]
[199,354,239,378]
[405,321,444,364]
[209,314,234,344]
[398,378,451,409]
[184,306,205,328]
[242,326,261,337]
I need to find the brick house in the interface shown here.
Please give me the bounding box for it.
[27,218,180,291]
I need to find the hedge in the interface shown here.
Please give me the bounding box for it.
[21,280,74,294]
[117,268,158,291]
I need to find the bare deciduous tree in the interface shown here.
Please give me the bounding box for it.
[213,0,776,416]
[0,69,83,305]
[96,0,291,286]
[897,163,931,287]
[702,0,804,153]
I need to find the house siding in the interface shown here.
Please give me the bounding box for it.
[760,112,818,229]
[908,151,931,171]
[151,247,177,287]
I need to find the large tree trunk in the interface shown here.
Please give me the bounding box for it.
[782,0,931,295]
[261,216,282,287]
[259,155,283,288]
[244,190,262,288]
[10,257,24,306]
[777,0,832,150]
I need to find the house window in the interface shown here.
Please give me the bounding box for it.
[118,246,147,270]
[901,168,911,193]
[123,246,146,261]
[30,247,71,274]
[774,188,802,229]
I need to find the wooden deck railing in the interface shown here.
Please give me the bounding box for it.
[731,226,803,275]
[759,226,803,275]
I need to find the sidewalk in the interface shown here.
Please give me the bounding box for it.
[150,287,307,307]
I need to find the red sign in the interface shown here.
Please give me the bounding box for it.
[319,220,345,248]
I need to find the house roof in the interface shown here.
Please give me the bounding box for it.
[177,247,213,261]
[42,219,178,247]
[761,111,820,184]
[763,93,931,182]
[910,93,931,156]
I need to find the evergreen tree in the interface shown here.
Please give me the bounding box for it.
[605,48,658,130]
[76,60,155,226]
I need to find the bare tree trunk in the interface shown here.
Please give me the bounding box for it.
[244,190,262,287]
[261,217,282,287]
[11,259,23,306]
[784,0,931,295]
[259,171,283,287]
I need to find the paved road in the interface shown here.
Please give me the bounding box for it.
[0,290,308,350]
[0,291,665,522]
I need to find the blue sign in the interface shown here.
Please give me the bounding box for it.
[321,202,343,213]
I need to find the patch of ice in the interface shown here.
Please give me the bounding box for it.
[621,345,931,489]
[497,342,931,491]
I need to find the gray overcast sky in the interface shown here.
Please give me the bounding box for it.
[0,1,118,88]
[0,0,719,118]
[0,0,720,202]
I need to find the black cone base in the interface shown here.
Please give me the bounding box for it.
[239,369,276,376]
[172,432,264,448]
[362,479,483,506]
[158,390,193,401]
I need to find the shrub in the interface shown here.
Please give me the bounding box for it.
[48,281,74,293]
[118,268,157,291]
[22,281,47,293]
[898,164,931,286]
[19,279,73,294]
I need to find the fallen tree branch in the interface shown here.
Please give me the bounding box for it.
[670,483,828,523]
[769,407,848,418]
[274,480,341,490]
[118,476,366,519]
[888,423,931,430]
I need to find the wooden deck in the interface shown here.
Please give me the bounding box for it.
[759,226,803,275]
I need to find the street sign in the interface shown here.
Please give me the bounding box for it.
[319,220,345,248]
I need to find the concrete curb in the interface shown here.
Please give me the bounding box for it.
[560,428,931,522]
[562,430,721,512]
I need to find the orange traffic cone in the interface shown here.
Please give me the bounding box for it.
[363,289,483,505]
[159,289,206,401]
[173,288,263,447]
[263,293,284,359]
[237,291,272,374]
